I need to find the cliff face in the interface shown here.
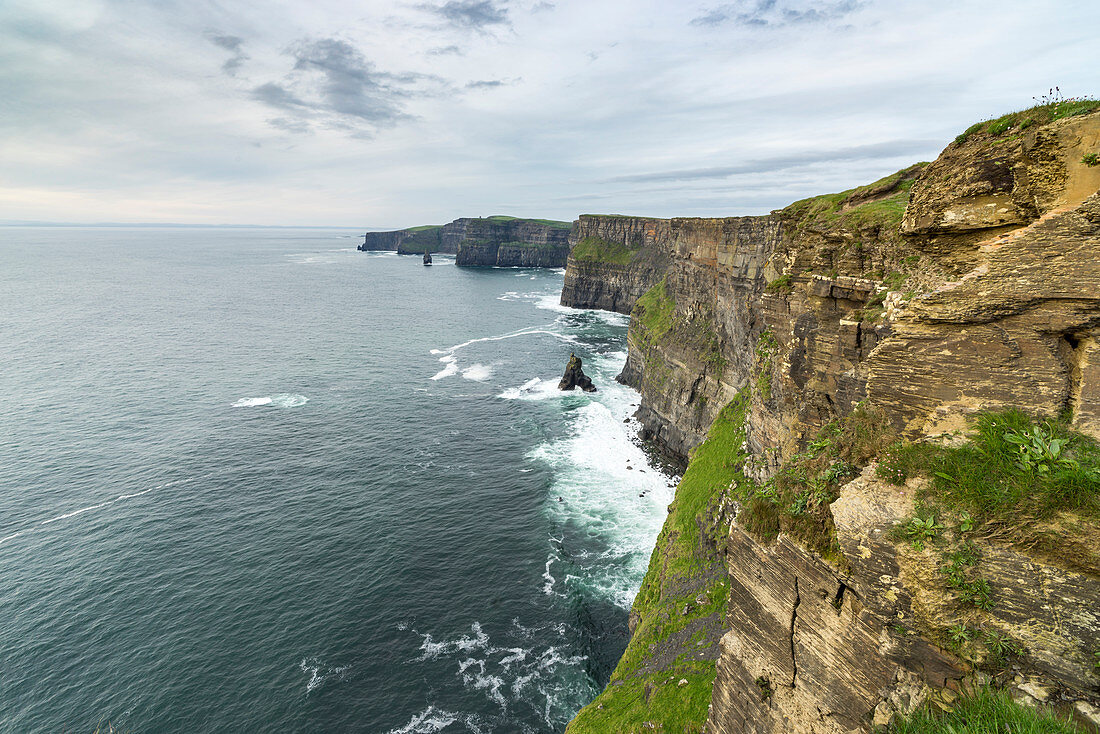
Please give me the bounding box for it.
[360,216,571,265]
[560,215,674,313]
[565,108,1100,733]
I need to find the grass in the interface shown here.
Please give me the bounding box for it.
[567,394,753,734]
[480,215,572,229]
[782,165,925,233]
[880,410,1100,525]
[1084,153,1099,167]
[404,224,443,232]
[571,235,639,266]
[766,272,793,293]
[739,404,898,562]
[954,99,1100,144]
[885,686,1082,733]
[635,278,676,339]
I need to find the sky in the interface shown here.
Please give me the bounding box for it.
[1,0,1098,228]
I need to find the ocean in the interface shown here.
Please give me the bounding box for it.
[0,228,674,733]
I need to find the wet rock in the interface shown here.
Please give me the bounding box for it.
[557,353,597,392]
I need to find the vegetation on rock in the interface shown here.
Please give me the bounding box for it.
[954,96,1100,145]
[885,686,1082,733]
[881,410,1100,530]
[566,394,753,734]
[571,235,640,265]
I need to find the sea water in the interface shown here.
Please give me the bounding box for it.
[0,228,675,733]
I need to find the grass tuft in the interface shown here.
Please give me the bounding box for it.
[886,410,1100,525]
[885,686,1082,733]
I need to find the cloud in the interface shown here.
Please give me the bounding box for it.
[428,44,463,55]
[691,0,863,28]
[604,140,936,184]
[418,0,510,29]
[250,38,442,135]
[207,33,249,76]
[465,78,518,89]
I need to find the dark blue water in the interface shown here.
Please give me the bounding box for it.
[0,228,674,733]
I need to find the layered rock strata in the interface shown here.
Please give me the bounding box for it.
[359,216,572,266]
[564,109,1100,733]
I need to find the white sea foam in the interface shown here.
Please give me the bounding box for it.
[401,620,591,724]
[299,657,350,694]
[498,377,559,401]
[536,292,629,327]
[461,363,494,381]
[431,354,459,380]
[231,393,309,408]
[0,531,25,546]
[529,351,676,608]
[384,706,469,734]
[429,325,577,383]
[432,326,577,357]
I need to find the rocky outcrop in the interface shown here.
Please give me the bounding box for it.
[708,467,1100,734]
[360,216,571,266]
[557,353,597,392]
[564,107,1100,734]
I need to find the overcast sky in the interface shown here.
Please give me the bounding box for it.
[2,0,1097,227]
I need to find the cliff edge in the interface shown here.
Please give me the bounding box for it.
[565,102,1100,733]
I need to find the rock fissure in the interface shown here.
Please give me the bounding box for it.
[789,576,800,688]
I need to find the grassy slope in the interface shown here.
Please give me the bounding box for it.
[571,235,640,266]
[566,394,754,734]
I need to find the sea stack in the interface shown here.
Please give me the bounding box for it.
[557,353,596,392]
[423,250,432,265]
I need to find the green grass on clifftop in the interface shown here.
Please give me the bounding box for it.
[782,165,927,233]
[481,215,572,229]
[566,393,754,734]
[954,98,1100,144]
[885,686,1082,733]
[571,235,639,266]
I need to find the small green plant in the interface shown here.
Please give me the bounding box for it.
[947,623,972,648]
[981,631,1022,667]
[755,675,773,701]
[766,273,793,293]
[957,511,974,533]
[1003,421,1075,474]
[1083,153,1100,167]
[1093,650,1100,672]
[902,515,942,550]
[987,118,1013,135]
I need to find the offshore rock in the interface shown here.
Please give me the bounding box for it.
[558,353,597,392]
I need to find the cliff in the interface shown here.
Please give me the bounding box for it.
[359,215,572,266]
[565,102,1100,733]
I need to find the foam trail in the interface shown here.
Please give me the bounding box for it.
[231,393,308,408]
[431,326,576,356]
[41,501,113,525]
[384,706,459,734]
[0,531,25,546]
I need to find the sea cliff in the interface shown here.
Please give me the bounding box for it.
[564,104,1100,733]
[359,215,572,267]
